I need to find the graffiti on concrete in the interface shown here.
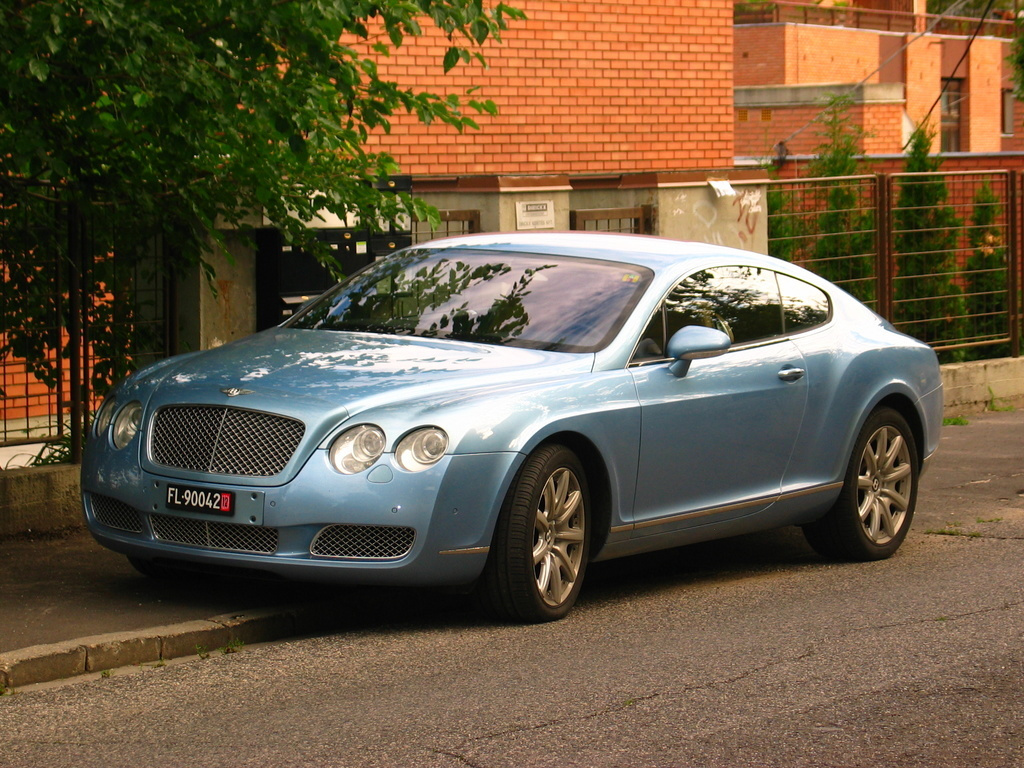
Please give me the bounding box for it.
[732,188,762,246]
[671,186,764,248]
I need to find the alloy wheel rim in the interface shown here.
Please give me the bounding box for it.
[532,467,585,607]
[857,425,912,545]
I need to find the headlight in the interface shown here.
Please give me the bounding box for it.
[395,427,448,472]
[93,397,118,436]
[329,425,386,474]
[111,401,143,449]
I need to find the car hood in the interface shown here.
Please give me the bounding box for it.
[142,328,592,417]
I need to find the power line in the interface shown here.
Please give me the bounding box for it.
[775,0,977,152]
[914,0,999,146]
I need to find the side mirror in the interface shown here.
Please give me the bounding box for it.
[666,326,731,377]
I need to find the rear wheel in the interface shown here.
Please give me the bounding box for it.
[475,444,590,622]
[803,407,918,561]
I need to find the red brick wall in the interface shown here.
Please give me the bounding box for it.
[735,26,788,86]
[2,366,47,422]
[861,103,905,153]
[1002,40,1024,153]
[736,102,903,158]
[736,25,884,87]
[358,0,735,175]
[0,343,65,423]
[904,32,942,150]
[788,26,883,84]
[775,152,1024,180]
[966,37,1003,153]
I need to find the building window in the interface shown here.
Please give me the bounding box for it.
[760,108,772,122]
[737,108,749,122]
[1002,89,1015,136]
[940,78,962,152]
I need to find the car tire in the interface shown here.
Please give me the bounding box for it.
[802,407,919,561]
[475,444,591,623]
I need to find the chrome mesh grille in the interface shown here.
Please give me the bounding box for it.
[311,524,416,560]
[151,513,278,554]
[91,494,144,534]
[151,406,304,477]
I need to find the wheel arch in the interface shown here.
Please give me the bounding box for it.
[870,392,926,469]
[531,431,614,560]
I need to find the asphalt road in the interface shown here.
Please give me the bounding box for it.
[1,410,1022,768]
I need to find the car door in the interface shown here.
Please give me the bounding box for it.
[627,265,809,534]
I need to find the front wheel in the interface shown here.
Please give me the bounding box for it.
[475,444,590,623]
[803,407,919,561]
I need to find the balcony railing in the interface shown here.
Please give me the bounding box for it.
[734,2,1015,39]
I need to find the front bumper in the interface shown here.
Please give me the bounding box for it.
[82,447,522,587]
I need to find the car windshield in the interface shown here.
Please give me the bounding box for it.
[287,247,653,353]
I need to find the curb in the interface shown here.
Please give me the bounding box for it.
[0,601,333,691]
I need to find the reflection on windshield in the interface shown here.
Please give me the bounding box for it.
[288,248,653,353]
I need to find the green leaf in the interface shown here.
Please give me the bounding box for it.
[443,47,462,73]
[28,58,49,82]
[288,133,308,157]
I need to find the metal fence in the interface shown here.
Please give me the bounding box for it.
[767,171,1021,360]
[4,172,1022,461]
[0,191,175,461]
[412,209,481,244]
[570,206,653,234]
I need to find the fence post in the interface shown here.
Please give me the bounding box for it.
[1010,170,1020,358]
[67,201,84,463]
[875,174,893,321]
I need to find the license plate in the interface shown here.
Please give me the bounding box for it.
[166,485,234,516]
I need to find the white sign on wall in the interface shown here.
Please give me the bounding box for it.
[515,200,555,230]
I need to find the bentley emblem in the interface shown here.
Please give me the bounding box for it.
[220,387,254,397]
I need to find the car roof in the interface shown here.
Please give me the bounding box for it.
[421,231,775,273]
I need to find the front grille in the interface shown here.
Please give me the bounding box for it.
[311,524,416,560]
[151,513,279,554]
[151,406,304,477]
[91,494,144,533]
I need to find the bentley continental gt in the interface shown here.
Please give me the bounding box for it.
[82,232,943,622]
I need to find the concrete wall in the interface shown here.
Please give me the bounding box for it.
[3,357,1022,537]
[176,231,258,352]
[415,170,770,254]
[0,464,80,537]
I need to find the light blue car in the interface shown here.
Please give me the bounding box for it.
[82,232,943,622]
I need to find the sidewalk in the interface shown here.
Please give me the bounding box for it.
[0,529,459,691]
[0,529,350,689]
[3,408,1023,690]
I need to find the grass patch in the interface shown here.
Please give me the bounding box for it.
[943,416,969,426]
[927,524,982,538]
[986,387,1015,413]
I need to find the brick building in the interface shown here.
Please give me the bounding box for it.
[734,0,1021,163]
[359,0,736,176]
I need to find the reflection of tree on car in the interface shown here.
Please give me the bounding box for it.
[296,249,649,353]
[640,265,829,359]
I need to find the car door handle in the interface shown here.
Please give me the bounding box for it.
[778,367,806,382]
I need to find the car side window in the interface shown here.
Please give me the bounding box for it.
[778,273,831,333]
[666,266,783,345]
[631,266,827,364]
